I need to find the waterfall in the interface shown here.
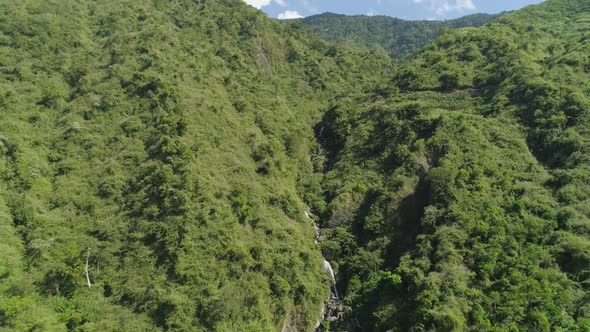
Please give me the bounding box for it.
[323,259,339,299]
[305,211,339,299]
[306,209,344,331]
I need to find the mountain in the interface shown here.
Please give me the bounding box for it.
[0,0,390,330]
[317,0,590,330]
[1,0,589,331]
[299,12,502,58]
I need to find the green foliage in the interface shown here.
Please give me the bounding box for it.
[315,0,590,330]
[0,0,391,330]
[299,12,501,58]
[1,0,589,331]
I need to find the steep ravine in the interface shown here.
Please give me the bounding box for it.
[306,211,344,331]
[278,210,344,332]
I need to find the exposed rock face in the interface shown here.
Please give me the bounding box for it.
[314,298,345,331]
[323,299,345,323]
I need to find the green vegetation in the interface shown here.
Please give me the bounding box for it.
[299,12,501,58]
[317,0,590,330]
[1,0,589,331]
[0,0,389,330]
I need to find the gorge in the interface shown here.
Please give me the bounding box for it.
[0,0,589,331]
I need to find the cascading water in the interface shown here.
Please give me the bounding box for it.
[306,210,343,330]
[323,259,339,299]
[305,211,339,299]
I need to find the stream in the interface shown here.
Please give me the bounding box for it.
[305,211,343,330]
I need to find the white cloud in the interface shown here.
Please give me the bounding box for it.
[243,0,287,9]
[242,0,302,19]
[243,0,271,9]
[414,0,476,16]
[278,10,304,19]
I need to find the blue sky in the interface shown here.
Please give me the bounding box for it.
[242,0,545,20]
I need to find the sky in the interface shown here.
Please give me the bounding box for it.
[242,0,545,20]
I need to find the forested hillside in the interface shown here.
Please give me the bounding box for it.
[0,0,390,330]
[1,0,589,331]
[299,12,500,58]
[317,0,590,330]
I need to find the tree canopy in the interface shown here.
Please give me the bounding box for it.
[298,12,501,58]
[1,0,589,331]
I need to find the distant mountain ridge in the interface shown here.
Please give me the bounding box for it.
[298,12,504,58]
